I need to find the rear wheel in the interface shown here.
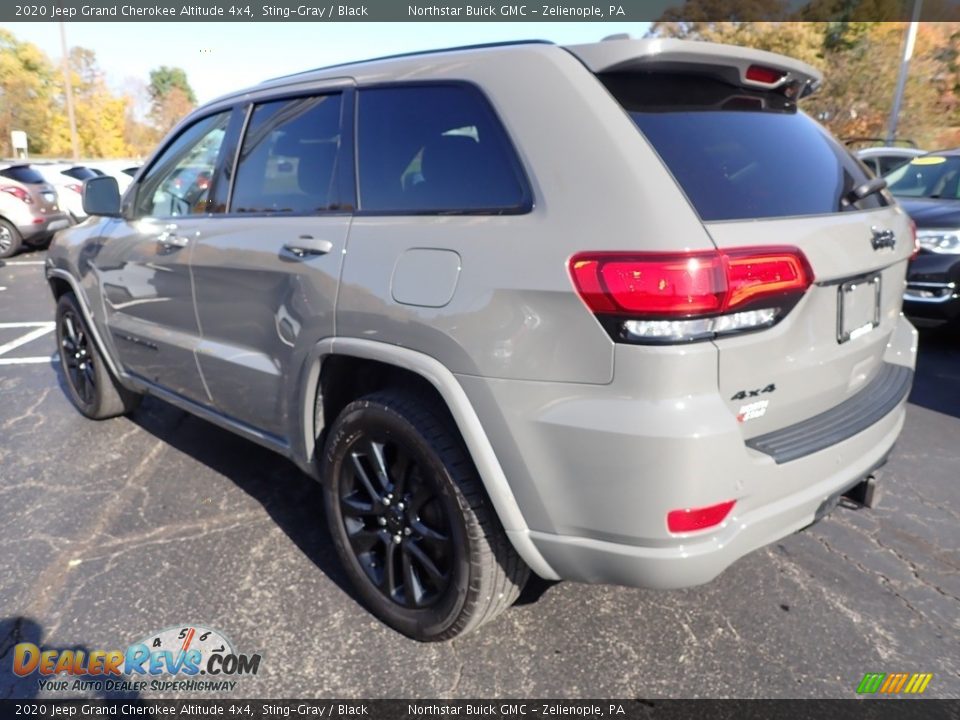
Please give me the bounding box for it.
[323,391,528,640]
[0,219,22,259]
[56,293,141,419]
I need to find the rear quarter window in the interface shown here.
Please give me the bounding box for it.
[601,72,887,222]
[356,84,531,214]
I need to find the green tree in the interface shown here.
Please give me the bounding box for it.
[0,29,58,156]
[148,66,196,133]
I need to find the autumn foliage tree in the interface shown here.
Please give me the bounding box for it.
[148,66,197,135]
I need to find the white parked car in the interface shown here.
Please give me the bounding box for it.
[32,163,103,221]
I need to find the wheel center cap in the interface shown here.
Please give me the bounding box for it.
[385,508,405,533]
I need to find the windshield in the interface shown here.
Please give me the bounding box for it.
[884,156,960,200]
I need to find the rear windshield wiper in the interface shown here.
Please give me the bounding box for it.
[842,177,887,207]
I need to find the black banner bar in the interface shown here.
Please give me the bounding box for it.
[0,700,958,720]
[3,0,959,22]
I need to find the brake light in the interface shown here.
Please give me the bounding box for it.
[67,183,83,194]
[909,219,919,260]
[745,65,786,84]
[1,186,32,204]
[667,500,736,534]
[569,247,812,343]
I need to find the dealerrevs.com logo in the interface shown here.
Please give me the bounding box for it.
[13,625,262,693]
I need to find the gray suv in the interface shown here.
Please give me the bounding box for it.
[47,38,917,640]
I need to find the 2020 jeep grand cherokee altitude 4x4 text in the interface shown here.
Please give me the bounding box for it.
[47,38,917,640]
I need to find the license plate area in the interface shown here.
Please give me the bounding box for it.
[837,274,881,344]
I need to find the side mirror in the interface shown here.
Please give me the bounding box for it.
[82,176,121,217]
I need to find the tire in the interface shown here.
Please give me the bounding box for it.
[0,219,22,259]
[56,293,141,420]
[323,391,529,640]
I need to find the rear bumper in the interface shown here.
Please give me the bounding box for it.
[17,213,72,244]
[459,315,917,588]
[903,252,960,324]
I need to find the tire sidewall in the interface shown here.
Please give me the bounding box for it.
[323,400,473,640]
[0,219,22,259]
[56,294,109,418]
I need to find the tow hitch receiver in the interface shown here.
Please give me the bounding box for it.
[842,473,882,509]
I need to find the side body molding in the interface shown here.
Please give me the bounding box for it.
[301,337,560,581]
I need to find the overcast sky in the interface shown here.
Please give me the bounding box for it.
[5,22,651,104]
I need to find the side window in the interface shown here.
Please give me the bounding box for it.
[230,94,342,214]
[357,85,529,213]
[135,112,230,218]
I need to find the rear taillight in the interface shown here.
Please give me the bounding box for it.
[909,219,920,260]
[745,65,786,85]
[67,183,83,194]
[667,500,736,534]
[1,186,33,204]
[569,247,812,343]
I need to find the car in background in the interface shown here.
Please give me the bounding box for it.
[884,150,960,327]
[84,160,139,195]
[0,163,72,258]
[33,163,103,221]
[857,146,926,176]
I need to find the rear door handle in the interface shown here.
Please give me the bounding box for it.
[283,236,334,258]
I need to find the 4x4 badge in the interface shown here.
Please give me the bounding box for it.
[731,384,776,401]
[871,227,896,251]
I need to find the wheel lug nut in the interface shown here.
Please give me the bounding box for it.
[382,496,391,506]
[393,534,402,544]
[404,527,412,536]
[397,502,405,511]
[377,517,386,526]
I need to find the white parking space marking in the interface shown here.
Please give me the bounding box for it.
[0,322,56,363]
[0,355,57,365]
[3,260,46,266]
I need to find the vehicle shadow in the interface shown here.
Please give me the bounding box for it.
[909,325,960,420]
[126,396,358,602]
[0,616,142,700]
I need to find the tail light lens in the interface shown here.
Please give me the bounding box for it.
[1,186,33,204]
[667,500,736,534]
[745,65,786,85]
[909,219,920,260]
[569,247,812,343]
[67,183,83,194]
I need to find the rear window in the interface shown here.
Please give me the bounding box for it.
[62,166,99,181]
[602,73,886,222]
[0,165,46,184]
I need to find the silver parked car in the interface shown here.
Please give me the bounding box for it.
[47,38,917,640]
[0,164,72,258]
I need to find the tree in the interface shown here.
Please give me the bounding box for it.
[0,29,58,155]
[148,66,196,134]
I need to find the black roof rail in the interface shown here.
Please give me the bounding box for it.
[260,39,555,85]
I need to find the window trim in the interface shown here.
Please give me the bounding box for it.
[220,88,354,219]
[351,80,535,217]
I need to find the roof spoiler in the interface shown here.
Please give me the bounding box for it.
[566,38,823,99]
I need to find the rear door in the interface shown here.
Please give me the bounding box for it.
[598,64,913,438]
[190,86,353,437]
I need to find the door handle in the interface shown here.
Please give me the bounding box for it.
[283,236,334,258]
[156,224,190,249]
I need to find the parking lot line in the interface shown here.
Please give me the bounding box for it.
[0,321,55,357]
[0,355,57,365]
[3,260,46,266]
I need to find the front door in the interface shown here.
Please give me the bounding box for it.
[95,110,233,402]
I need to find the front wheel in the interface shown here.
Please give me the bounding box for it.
[323,391,529,640]
[56,293,141,419]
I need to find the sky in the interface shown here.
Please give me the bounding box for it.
[4,22,651,104]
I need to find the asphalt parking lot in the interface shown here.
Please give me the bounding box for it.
[0,247,957,700]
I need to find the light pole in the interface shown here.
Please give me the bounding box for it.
[58,21,80,161]
[886,0,923,144]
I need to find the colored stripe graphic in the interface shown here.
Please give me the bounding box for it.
[858,672,932,694]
